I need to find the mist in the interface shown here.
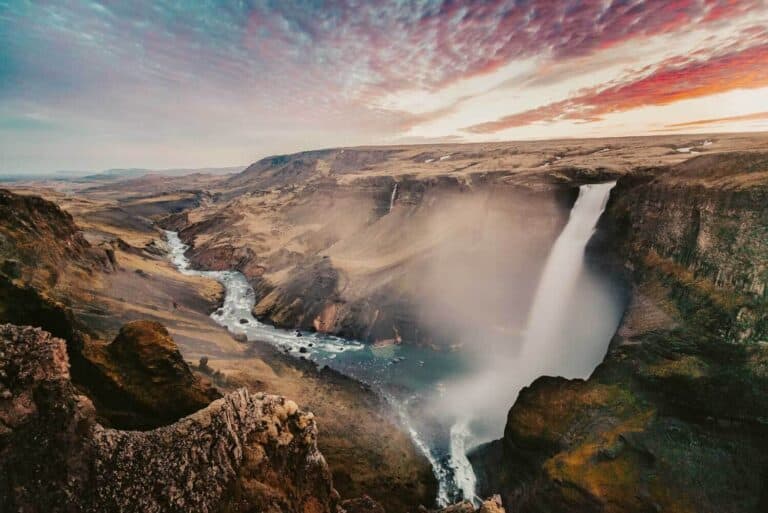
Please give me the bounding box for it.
[410,183,626,447]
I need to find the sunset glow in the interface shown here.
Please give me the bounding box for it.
[1,0,767,172]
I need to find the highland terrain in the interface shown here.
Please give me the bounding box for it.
[1,131,767,512]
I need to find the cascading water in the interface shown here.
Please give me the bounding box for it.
[389,183,399,213]
[162,182,620,508]
[520,181,616,367]
[442,181,617,505]
[448,421,478,503]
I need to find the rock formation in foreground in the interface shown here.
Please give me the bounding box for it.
[1,322,507,513]
[0,323,336,513]
[82,319,221,428]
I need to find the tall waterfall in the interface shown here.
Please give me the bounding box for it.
[443,182,616,506]
[389,183,399,213]
[521,181,616,367]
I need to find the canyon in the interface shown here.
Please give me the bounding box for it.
[1,132,767,512]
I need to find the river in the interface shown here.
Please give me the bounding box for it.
[163,180,624,506]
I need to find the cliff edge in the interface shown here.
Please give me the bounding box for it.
[0,323,336,513]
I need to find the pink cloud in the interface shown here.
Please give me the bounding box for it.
[464,39,768,133]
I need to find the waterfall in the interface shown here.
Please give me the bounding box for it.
[449,421,478,505]
[162,182,617,508]
[441,182,615,506]
[389,183,399,213]
[521,181,616,367]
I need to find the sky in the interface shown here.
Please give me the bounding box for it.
[1,0,767,173]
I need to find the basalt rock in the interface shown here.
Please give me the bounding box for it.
[0,323,337,513]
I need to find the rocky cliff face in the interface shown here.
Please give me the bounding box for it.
[166,139,765,348]
[472,152,768,513]
[0,323,337,513]
[0,188,113,290]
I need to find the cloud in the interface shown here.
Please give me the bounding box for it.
[663,111,768,129]
[1,1,767,171]
[464,37,768,133]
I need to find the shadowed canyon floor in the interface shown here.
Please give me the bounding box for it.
[2,132,768,512]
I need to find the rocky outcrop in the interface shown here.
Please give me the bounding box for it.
[82,320,221,428]
[0,189,112,289]
[0,323,337,513]
[472,152,768,513]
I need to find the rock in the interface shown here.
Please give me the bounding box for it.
[477,495,504,513]
[0,324,94,512]
[82,320,220,429]
[0,189,111,289]
[233,333,248,342]
[434,501,476,513]
[0,323,338,513]
[103,247,117,268]
[0,259,21,279]
[143,239,167,256]
[239,318,249,324]
[299,346,308,353]
[340,495,386,513]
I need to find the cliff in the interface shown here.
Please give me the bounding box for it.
[472,152,768,512]
[0,323,337,513]
[169,137,765,348]
[0,188,113,290]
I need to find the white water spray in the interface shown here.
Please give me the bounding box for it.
[163,181,616,507]
[449,421,478,504]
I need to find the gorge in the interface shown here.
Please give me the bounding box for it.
[2,134,767,513]
[163,178,624,504]
[3,3,768,510]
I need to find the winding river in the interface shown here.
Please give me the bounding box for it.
[163,180,624,506]
[165,230,474,505]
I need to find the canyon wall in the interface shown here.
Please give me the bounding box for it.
[472,152,768,513]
